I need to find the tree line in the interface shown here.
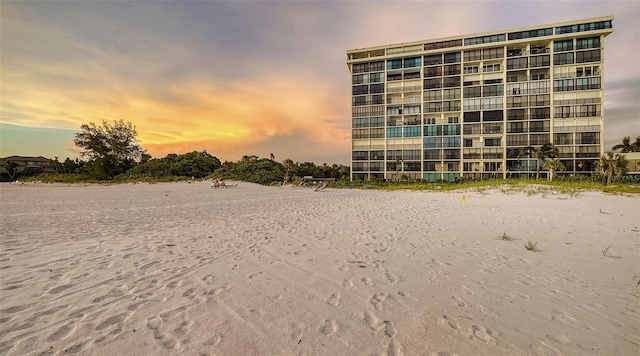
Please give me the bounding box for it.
[2,120,349,184]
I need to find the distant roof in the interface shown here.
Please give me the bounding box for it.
[0,156,50,163]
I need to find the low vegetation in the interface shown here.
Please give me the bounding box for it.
[524,241,539,252]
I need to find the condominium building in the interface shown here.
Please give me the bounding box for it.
[347,16,613,181]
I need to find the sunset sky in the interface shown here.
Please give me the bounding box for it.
[1,1,639,165]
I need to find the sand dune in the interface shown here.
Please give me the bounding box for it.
[0,181,638,355]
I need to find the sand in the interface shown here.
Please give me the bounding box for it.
[0,181,638,356]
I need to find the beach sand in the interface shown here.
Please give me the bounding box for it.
[0,181,638,355]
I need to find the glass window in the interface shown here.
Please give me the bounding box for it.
[404,57,422,68]
[387,59,402,70]
[553,39,573,52]
[444,52,461,64]
[424,54,443,66]
[386,127,402,138]
[553,52,574,65]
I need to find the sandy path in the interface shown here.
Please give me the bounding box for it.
[0,181,638,355]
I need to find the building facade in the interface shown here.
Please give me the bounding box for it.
[347,16,613,181]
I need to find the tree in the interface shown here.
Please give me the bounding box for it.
[3,161,19,180]
[73,119,147,179]
[598,151,628,185]
[543,159,565,181]
[518,143,559,179]
[612,136,640,152]
[282,159,295,183]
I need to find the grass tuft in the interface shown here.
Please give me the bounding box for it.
[524,240,539,252]
[498,232,512,241]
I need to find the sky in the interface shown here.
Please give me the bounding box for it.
[1,0,639,165]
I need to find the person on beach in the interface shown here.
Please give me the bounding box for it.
[212,179,220,188]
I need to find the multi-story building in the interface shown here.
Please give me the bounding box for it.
[347,16,613,181]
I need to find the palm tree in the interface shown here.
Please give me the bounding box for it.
[598,151,628,185]
[611,136,639,152]
[518,143,559,179]
[543,159,565,181]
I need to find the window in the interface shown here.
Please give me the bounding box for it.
[464,66,479,74]
[387,72,402,81]
[424,137,442,148]
[370,83,384,94]
[404,105,421,114]
[463,98,481,110]
[576,49,601,64]
[424,39,462,51]
[529,121,550,133]
[423,54,443,66]
[387,59,402,70]
[424,66,443,78]
[424,117,436,125]
[508,28,552,40]
[463,86,481,98]
[485,138,501,147]
[483,64,501,73]
[353,85,368,95]
[370,117,385,127]
[482,84,503,97]
[403,126,421,137]
[352,129,369,139]
[529,94,550,106]
[424,90,442,101]
[554,79,574,92]
[483,110,503,121]
[553,40,573,52]
[482,97,503,110]
[386,127,402,138]
[464,34,506,46]
[370,72,384,83]
[424,125,442,136]
[530,55,550,68]
[554,106,572,118]
[444,64,461,76]
[352,74,368,85]
[531,73,546,80]
[443,76,460,88]
[463,50,482,62]
[443,137,460,148]
[370,128,384,138]
[443,124,460,135]
[530,107,550,120]
[403,149,421,160]
[553,52,574,65]
[387,106,402,115]
[444,52,461,63]
[443,88,461,100]
[404,57,421,68]
[352,117,368,128]
[464,139,473,147]
[576,37,600,49]
[426,102,442,113]
[575,77,601,90]
[463,111,481,122]
[353,151,368,160]
[507,58,527,70]
[424,78,442,89]
[556,20,612,35]
[482,47,504,60]
[442,100,461,112]
[448,116,459,123]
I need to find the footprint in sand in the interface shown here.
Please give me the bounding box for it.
[327,293,341,306]
[383,321,397,337]
[362,276,374,286]
[364,310,384,331]
[384,272,398,283]
[470,324,497,345]
[319,319,337,335]
[387,339,404,356]
[438,314,461,330]
[342,279,353,288]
